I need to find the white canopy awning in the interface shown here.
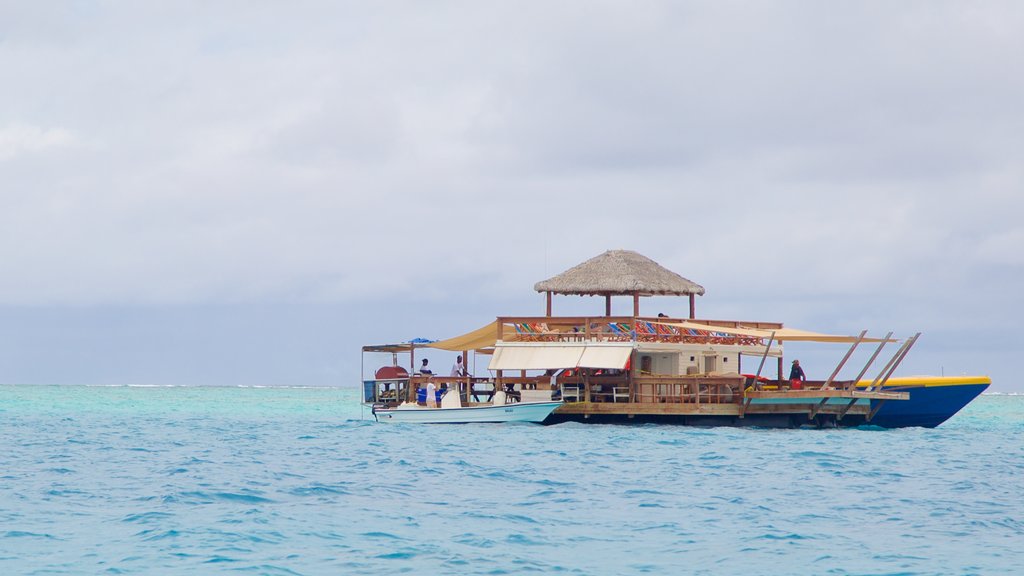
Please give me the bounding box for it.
[488,343,633,371]
[578,346,633,369]
[653,321,896,343]
[489,345,585,370]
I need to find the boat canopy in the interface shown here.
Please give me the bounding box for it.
[652,321,896,343]
[426,321,507,352]
[363,343,418,353]
[365,319,894,355]
[489,343,633,371]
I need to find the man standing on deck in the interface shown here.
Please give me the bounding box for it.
[424,378,437,408]
[451,355,467,377]
[790,360,806,383]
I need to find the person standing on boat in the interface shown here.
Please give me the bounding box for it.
[418,359,436,406]
[450,355,467,377]
[789,359,806,387]
[424,378,437,408]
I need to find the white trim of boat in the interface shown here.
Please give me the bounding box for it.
[371,389,561,424]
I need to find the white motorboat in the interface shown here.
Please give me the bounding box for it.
[371,389,561,424]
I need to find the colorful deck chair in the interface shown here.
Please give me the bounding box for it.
[607,322,635,340]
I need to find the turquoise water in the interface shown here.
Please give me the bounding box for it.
[2,386,1022,575]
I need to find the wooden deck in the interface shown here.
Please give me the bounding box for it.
[363,311,916,426]
[554,388,907,418]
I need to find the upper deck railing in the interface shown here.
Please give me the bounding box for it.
[495,315,783,347]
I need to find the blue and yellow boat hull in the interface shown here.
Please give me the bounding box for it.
[852,376,991,428]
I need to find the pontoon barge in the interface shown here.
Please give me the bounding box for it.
[361,251,987,428]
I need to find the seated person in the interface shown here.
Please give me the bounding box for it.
[419,358,433,375]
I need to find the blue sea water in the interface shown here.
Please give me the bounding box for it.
[1,386,1022,575]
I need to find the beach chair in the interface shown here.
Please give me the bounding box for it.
[607,322,634,341]
[613,386,630,403]
[635,321,659,341]
[514,322,552,341]
[560,382,582,403]
[655,322,680,339]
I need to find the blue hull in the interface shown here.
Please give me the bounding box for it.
[852,378,990,428]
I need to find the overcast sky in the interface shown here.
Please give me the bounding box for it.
[1,2,1022,391]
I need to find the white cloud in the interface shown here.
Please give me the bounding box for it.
[0,2,1022,389]
[0,2,1021,315]
[975,228,1024,267]
[0,124,77,160]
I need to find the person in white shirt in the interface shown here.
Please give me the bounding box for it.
[451,355,466,377]
[424,379,437,408]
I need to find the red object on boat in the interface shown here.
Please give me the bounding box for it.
[790,379,803,390]
[375,366,409,379]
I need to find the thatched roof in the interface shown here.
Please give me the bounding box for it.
[534,250,705,296]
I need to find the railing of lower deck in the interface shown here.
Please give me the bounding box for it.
[633,375,744,405]
[462,374,746,406]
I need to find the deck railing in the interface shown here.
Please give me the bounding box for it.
[633,375,744,405]
[496,315,781,347]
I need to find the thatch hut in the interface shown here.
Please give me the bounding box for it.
[534,250,705,318]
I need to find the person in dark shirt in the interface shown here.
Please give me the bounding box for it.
[419,358,433,375]
[789,359,806,382]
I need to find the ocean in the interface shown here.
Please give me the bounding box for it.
[1,385,1022,575]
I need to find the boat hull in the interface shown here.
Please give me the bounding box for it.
[848,376,991,428]
[546,377,990,428]
[373,401,562,424]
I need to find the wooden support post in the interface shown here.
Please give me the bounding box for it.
[689,294,695,319]
[868,333,920,391]
[754,332,776,381]
[632,292,640,317]
[605,295,612,316]
[546,291,552,317]
[495,320,504,398]
[409,346,417,402]
[867,400,887,422]
[874,333,921,391]
[849,332,893,391]
[462,349,469,401]
[868,338,910,390]
[837,398,859,421]
[809,398,828,419]
[821,330,867,390]
[627,350,636,403]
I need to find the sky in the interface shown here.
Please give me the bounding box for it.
[1,2,1022,391]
